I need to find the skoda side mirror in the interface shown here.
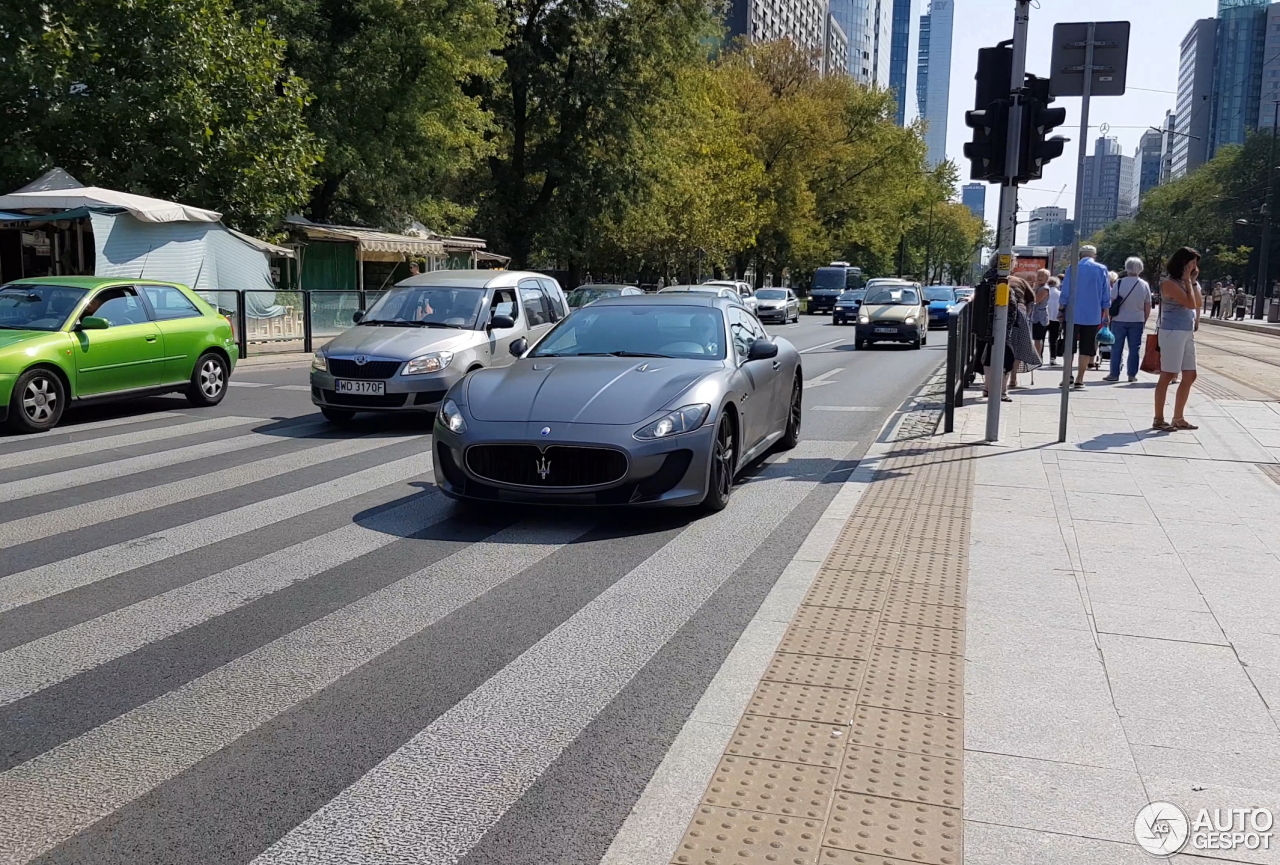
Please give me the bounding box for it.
[510,337,529,357]
[490,314,515,330]
[78,316,110,330]
[352,309,365,323]
[747,338,779,361]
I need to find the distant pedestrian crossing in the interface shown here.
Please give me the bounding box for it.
[0,409,856,865]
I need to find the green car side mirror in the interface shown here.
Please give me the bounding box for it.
[78,316,110,330]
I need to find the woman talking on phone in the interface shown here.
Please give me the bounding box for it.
[1153,247,1202,431]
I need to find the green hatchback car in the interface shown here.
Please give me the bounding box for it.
[0,277,238,433]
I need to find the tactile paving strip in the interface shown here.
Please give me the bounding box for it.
[823,793,962,865]
[669,440,975,865]
[837,745,962,808]
[703,756,837,819]
[672,806,822,865]
[765,652,866,691]
[727,716,848,767]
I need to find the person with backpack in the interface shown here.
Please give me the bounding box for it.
[1103,257,1152,383]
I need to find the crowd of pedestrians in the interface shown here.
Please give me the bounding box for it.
[1207,279,1251,320]
[983,244,1203,432]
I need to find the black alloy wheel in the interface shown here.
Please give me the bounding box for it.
[702,414,736,512]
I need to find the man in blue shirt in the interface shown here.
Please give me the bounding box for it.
[1057,245,1112,390]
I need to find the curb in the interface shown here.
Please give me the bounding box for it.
[1201,317,1280,337]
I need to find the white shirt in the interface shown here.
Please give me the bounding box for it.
[1048,285,1061,312]
[1110,276,1151,322]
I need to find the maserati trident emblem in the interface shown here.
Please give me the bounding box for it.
[535,456,552,480]
[354,355,367,366]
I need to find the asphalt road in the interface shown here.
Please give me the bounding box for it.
[0,312,947,865]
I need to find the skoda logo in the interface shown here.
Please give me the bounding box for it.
[540,426,551,436]
[354,355,367,366]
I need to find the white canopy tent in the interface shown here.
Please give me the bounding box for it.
[0,184,220,224]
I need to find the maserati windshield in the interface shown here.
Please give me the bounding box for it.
[531,306,727,360]
[360,286,484,329]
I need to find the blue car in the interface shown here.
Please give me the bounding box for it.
[923,286,958,329]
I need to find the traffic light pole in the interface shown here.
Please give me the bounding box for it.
[984,0,1031,442]
[1058,22,1095,443]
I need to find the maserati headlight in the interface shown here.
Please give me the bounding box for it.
[905,316,916,325]
[311,350,326,372]
[634,404,711,440]
[437,398,466,433]
[404,351,454,375]
[859,315,870,324]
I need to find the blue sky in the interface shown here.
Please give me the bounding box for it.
[936,0,1210,241]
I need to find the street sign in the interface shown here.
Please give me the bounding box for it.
[1049,21,1130,98]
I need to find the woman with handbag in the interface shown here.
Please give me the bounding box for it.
[1104,257,1152,383]
[1153,247,1202,431]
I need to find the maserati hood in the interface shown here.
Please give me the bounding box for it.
[465,357,718,424]
[322,325,479,360]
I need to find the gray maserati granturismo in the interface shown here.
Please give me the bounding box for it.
[432,294,803,511]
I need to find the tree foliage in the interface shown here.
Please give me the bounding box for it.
[234,0,499,230]
[0,0,320,235]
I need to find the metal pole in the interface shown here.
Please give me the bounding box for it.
[1058,21,1095,443]
[1256,100,1278,320]
[984,0,1031,442]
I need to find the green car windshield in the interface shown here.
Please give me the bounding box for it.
[0,284,88,331]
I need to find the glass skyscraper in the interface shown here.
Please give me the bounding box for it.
[1210,0,1268,156]
[916,0,952,166]
[889,0,918,126]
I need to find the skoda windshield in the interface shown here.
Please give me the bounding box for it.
[360,286,485,329]
[531,306,727,360]
[0,284,88,331]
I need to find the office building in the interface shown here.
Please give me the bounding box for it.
[1078,137,1137,240]
[888,0,919,125]
[1027,207,1074,247]
[916,0,953,166]
[726,0,831,66]
[1209,0,1268,156]
[1261,2,1280,127]
[1173,18,1217,179]
[825,14,849,78]
[1136,129,1164,199]
[961,183,985,223]
[831,0,893,85]
[1159,110,1178,185]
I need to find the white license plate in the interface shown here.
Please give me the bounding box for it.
[875,327,898,334]
[335,380,385,395]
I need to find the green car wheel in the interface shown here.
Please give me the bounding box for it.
[7,367,66,433]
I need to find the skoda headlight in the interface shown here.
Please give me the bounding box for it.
[404,351,454,375]
[859,315,870,324]
[438,398,466,433]
[634,404,711,441]
[905,316,916,325]
[311,350,326,372]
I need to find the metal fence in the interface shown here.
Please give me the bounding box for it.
[943,299,976,433]
[194,289,392,359]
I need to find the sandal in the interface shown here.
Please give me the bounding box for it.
[1171,418,1199,430]
[1152,419,1172,431]
[1001,396,1013,402]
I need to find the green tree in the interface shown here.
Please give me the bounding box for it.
[470,0,718,271]
[0,0,320,235]
[235,0,499,230]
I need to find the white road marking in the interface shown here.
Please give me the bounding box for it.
[0,416,260,470]
[811,405,881,412]
[799,337,847,354]
[275,385,313,391]
[0,413,182,449]
[803,368,844,388]
[227,381,273,388]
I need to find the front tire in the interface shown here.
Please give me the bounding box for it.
[701,414,736,513]
[777,377,802,450]
[7,367,66,433]
[187,352,228,407]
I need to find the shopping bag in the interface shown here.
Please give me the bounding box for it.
[1140,332,1161,373]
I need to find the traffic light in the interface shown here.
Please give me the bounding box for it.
[964,100,1009,182]
[1017,74,1068,182]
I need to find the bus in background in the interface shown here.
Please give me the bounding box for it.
[808,262,864,315]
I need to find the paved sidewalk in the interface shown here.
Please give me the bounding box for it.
[948,371,1280,864]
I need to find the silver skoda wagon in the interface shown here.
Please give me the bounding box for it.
[310,271,568,423]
